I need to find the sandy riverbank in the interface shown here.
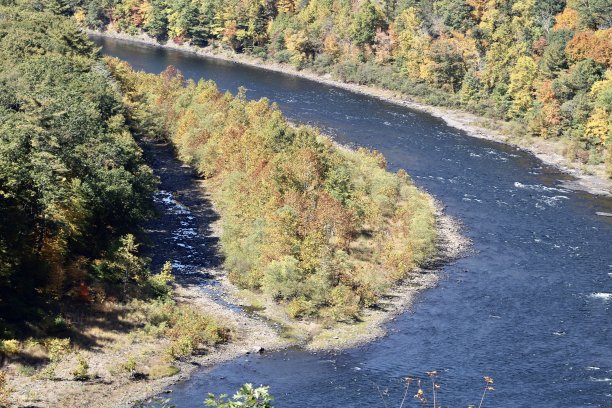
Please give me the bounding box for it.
[6,281,292,408]
[88,29,611,197]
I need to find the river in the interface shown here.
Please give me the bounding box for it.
[92,36,612,407]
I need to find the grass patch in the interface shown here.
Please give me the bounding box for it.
[132,299,231,359]
[148,364,180,379]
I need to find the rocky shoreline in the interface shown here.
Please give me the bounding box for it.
[88,28,611,197]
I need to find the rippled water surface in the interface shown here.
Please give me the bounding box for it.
[93,36,612,407]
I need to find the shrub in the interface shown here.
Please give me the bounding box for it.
[250,46,268,60]
[44,338,71,361]
[137,300,230,360]
[262,256,303,301]
[167,335,195,359]
[122,355,137,373]
[15,363,36,377]
[274,50,292,64]
[0,340,19,356]
[91,235,151,288]
[286,297,316,318]
[71,354,90,381]
[327,285,360,321]
[148,261,175,298]
[312,54,335,74]
[166,306,229,346]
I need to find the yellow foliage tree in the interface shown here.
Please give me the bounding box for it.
[508,56,538,117]
[394,8,432,81]
[585,107,610,147]
[553,7,580,30]
[277,0,297,14]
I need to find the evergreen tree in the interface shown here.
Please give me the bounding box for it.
[144,0,168,40]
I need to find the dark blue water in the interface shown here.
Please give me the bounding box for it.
[93,36,612,407]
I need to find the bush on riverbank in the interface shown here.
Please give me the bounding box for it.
[107,59,437,321]
[136,299,231,359]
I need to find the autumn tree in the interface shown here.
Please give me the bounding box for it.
[351,0,386,48]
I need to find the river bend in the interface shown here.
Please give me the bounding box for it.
[93,36,612,407]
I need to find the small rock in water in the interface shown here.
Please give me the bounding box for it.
[254,347,265,354]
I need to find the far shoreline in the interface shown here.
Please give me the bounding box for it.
[87,28,612,198]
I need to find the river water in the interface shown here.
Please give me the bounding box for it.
[93,36,612,407]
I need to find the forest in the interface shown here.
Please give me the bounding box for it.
[76,0,612,176]
[0,2,229,382]
[1,0,437,335]
[0,5,232,404]
[0,3,159,334]
[108,58,437,320]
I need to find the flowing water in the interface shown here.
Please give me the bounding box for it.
[93,36,612,407]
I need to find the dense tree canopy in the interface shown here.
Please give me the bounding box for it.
[0,4,156,331]
[78,0,612,175]
[108,59,436,320]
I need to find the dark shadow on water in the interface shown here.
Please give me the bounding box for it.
[140,140,223,285]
